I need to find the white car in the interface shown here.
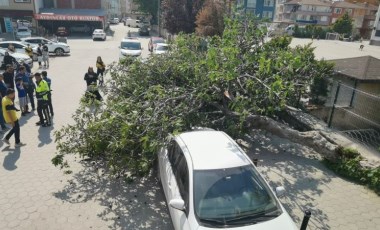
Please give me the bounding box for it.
[119,38,142,59]
[109,18,119,24]
[0,41,38,60]
[157,130,298,230]
[21,37,70,56]
[153,43,168,55]
[0,48,33,69]
[92,29,106,41]
[16,27,32,40]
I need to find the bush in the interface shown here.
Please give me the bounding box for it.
[293,25,332,39]
[324,147,380,194]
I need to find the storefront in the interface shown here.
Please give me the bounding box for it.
[0,10,34,33]
[34,9,106,36]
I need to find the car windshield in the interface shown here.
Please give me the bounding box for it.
[194,165,281,226]
[121,42,141,50]
[94,30,104,33]
[153,39,165,44]
[156,45,168,51]
[18,29,28,32]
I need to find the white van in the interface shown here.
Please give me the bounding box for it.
[125,19,143,28]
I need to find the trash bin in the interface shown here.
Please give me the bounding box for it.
[57,36,67,43]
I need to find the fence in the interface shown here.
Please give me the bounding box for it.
[326,81,380,151]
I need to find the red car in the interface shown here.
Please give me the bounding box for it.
[56,27,69,36]
[148,37,165,52]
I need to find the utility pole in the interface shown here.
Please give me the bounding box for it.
[157,0,161,36]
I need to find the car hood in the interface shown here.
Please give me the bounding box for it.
[154,50,167,55]
[196,213,298,230]
[121,49,141,56]
[10,52,31,60]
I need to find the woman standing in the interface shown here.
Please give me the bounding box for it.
[84,67,102,102]
[96,56,106,86]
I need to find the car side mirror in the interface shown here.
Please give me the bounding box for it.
[169,199,185,211]
[275,186,286,197]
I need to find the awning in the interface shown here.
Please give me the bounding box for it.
[35,8,105,21]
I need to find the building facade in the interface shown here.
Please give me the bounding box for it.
[237,0,277,20]
[283,0,332,26]
[0,0,36,33]
[370,4,380,45]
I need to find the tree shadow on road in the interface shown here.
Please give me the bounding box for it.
[2,146,21,171]
[244,130,332,229]
[53,161,173,229]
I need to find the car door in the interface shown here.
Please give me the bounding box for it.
[13,43,26,54]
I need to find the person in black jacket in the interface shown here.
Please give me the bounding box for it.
[37,44,43,68]
[3,65,15,89]
[2,52,17,69]
[84,67,102,102]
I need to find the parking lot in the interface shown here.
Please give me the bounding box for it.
[0,24,379,229]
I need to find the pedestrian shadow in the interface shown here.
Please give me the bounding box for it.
[38,125,54,147]
[53,161,173,229]
[18,110,36,126]
[244,130,331,229]
[2,146,21,171]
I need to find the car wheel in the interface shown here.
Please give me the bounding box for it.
[55,48,64,56]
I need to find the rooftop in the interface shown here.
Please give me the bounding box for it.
[329,56,380,81]
[177,131,251,170]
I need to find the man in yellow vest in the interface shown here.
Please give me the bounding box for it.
[24,44,33,59]
[2,88,25,147]
[34,72,51,127]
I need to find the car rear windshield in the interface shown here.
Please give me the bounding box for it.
[18,28,28,32]
[121,42,141,50]
[194,165,281,227]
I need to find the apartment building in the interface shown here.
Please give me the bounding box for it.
[282,0,332,26]
[331,1,378,38]
[370,4,380,45]
[236,0,277,20]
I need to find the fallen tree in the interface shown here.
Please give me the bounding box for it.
[53,16,338,176]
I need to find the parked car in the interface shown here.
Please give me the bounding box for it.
[17,20,32,28]
[153,43,168,55]
[0,48,33,70]
[119,38,142,60]
[92,29,106,41]
[109,18,119,24]
[0,41,38,61]
[56,27,69,36]
[70,24,90,33]
[16,27,32,40]
[138,26,150,36]
[148,37,165,52]
[157,130,298,230]
[125,18,143,28]
[21,37,70,56]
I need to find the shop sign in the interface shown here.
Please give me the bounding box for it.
[34,14,103,21]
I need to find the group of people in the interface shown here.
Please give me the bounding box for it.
[0,63,53,147]
[84,56,106,102]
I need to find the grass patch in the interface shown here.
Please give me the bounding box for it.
[324,147,380,195]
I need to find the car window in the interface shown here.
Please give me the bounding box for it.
[0,43,8,48]
[175,156,189,214]
[168,140,179,166]
[13,43,24,49]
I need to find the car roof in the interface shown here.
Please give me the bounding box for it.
[176,131,251,170]
[0,41,25,45]
[122,38,140,42]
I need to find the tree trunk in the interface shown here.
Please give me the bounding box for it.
[244,114,338,161]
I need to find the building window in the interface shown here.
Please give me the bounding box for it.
[0,0,9,6]
[264,0,274,7]
[375,30,380,37]
[14,0,31,2]
[321,16,328,22]
[345,9,353,14]
[334,8,342,14]
[247,0,256,8]
[262,11,273,18]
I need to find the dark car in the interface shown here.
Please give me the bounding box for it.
[56,27,69,36]
[138,26,149,36]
